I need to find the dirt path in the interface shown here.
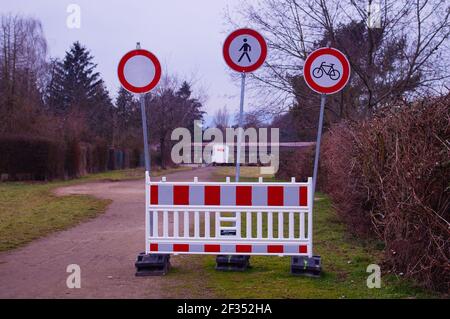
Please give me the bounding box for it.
[0,167,217,298]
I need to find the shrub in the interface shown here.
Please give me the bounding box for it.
[64,139,81,178]
[0,135,65,180]
[276,148,315,183]
[321,95,450,292]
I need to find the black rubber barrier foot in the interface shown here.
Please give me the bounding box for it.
[215,255,251,271]
[135,252,171,276]
[290,255,322,277]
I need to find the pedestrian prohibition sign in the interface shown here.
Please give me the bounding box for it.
[223,28,267,73]
[303,47,350,95]
[118,49,161,94]
[223,28,267,183]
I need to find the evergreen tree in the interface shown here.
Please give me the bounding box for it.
[113,87,140,147]
[116,87,138,126]
[45,41,113,141]
[147,80,204,168]
[175,81,204,132]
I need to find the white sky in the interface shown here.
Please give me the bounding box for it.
[1,0,252,125]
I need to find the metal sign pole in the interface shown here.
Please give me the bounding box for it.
[140,92,153,253]
[235,72,246,182]
[312,94,326,196]
[140,94,151,173]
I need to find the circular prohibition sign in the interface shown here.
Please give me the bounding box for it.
[303,47,350,95]
[223,28,267,73]
[118,49,162,94]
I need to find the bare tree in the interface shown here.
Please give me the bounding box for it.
[213,105,231,132]
[0,13,48,134]
[233,109,265,129]
[227,0,450,119]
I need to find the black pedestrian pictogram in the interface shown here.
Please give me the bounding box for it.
[238,38,252,63]
[312,61,341,80]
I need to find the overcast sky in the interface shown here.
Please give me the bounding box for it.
[1,0,252,125]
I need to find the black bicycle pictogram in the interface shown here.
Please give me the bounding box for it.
[312,61,341,80]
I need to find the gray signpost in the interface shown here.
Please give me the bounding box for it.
[139,93,151,173]
[235,72,246,182]
[312,94,326,194]
[118,43,163,275]
[222,28,267,182]
[221,28,268,269]
[297,46,351,276]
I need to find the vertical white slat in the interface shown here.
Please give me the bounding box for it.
[145,172,150,253]
[215,212,220,237]
[307,177,313,257]
[184,211,189,237]
[236,212,241,238]
[300,212,305,239]
[163,211,168,237]
[162,211,169,237]
[153,211,158,237]
[257,212,262,239]
[194,211,200,238]
[268,211,273,239]
[278,212,283,239]
[246,211,252,238]
[174,211,179,238]
[205,211,210,238]
[289,212,294,239]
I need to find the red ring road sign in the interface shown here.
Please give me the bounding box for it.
[303,47,350,94]
[223,28,267,73]
[118,49,161,94]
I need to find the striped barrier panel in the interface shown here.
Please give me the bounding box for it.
[145,172,314,257]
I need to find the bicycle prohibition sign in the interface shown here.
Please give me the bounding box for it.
[303,47,350,95]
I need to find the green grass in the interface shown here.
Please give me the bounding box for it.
[213,166,275,180]
[0,181,110,252]
[200,192,432,298]
[0,166,191,252]
[163,173,436,299]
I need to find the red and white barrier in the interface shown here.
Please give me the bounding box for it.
[145,173,314,257]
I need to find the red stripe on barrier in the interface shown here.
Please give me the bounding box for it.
[149,243,158,251]
[204,244,220,252]
[236,244,252,253]
[150,185,158,205]
[236,186,252,206]
[205,186,220,205]
[299,186,308,206]
[173,244,189,252]
[299,245,308,254]
[174,185,189,205]
[268,186,284,206]
[267,245,284,253]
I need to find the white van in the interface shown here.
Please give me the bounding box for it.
[211,143,230,166]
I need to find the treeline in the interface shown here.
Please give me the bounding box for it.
[0,14,203,180]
